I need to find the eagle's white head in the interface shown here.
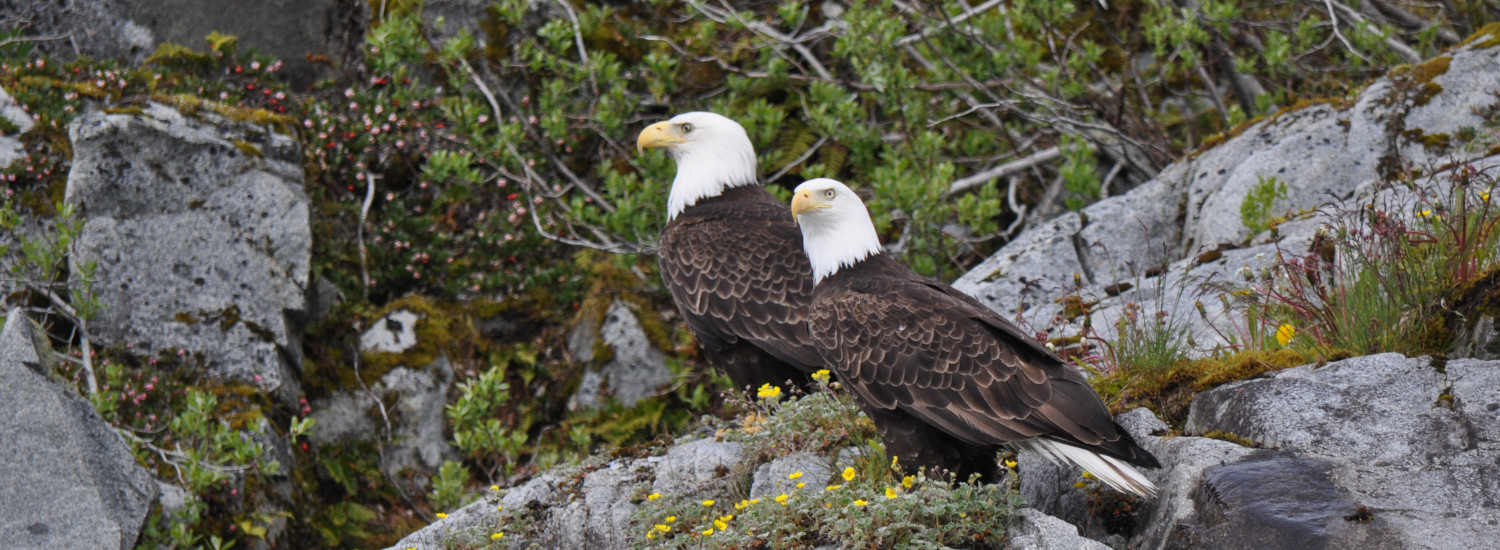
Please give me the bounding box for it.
[790,178,883,284]
[637,112,758,220]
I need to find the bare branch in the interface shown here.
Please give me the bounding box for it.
[766,135,828,182]
[947,147,1062,196]
[895,0,1005,46]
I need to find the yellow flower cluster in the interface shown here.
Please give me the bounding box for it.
[812,369,831,383]
[756,383,782,399]
[842,467,856,481]
[1276,322,1296,347]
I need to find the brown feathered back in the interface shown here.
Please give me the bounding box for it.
[658,185,821,389]
[809,253,1160,472]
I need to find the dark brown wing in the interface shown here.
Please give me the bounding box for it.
[658,187,822,388]
[810,255,1157,468]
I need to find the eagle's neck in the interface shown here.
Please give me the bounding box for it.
[803,212,884,285]
[667,141,759,220]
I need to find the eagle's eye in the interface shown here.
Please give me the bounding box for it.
[823,189,836,199]
[680,122,694,134]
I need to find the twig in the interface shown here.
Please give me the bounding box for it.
[698,0,835,80]
[550,0,597,93]
[947,147,1062,196]
[358,171,376,299]
[1321,0,1372,64]
[766,135,829,182]
[895,0,1005,46]
[25,282,96,395]
[1002,177,1029,238]
[1100,161,1124,198]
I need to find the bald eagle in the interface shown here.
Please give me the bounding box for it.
[637,112,819,390]
[790,178,1160,497]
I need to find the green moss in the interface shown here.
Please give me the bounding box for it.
[144,43,216,69]
[151,93,296,131]
[1201,430,1260,448]
[1454,22,1500,50]
[1403,129,1453,152]
[232,139,264,157]
[1093,348,1310,425]
[358,294,476,382]
[103,106,146,116]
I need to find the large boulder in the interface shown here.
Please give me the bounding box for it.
[953,39,1500,353]
[66,103,310,400]
[0,309,159,549]
[1020,355,1500,549]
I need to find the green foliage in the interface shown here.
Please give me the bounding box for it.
[1061,135,1100,212]
[1241,176,1288,235]
[1242,164,1500,356]
[448,352,531,478]
[429,460,474,513]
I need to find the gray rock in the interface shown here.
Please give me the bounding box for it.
[308,355,456,477]
[0,0,154,67]
[385,490,506,550]
[750,451,832,499]
[650,437,743,498]
[66,104,309,400]
[0,309,159,549]
[379,359,458,475]
[1007,508,1111,550]
[955,43,1500,354]
[1,85,33,167]
[572,299,674,409]
[1182,354,1500,549]
[360,309,423,354]
[304,276,343,326]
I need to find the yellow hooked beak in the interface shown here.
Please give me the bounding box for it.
[790,188,830,224]
[636,121,683,153]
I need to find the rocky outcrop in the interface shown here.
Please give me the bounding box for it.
[0,0,363,87]
[384,431,1090,550]
[1019,354,1500,549]
[569,299,674,409]
[0,309,158,549]
[66,103,310,400]
[0,85,32,167]
[953,39,1500,353]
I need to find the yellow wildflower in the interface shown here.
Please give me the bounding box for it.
[842,467,856,481]
[1074,481,1088,488]
[789,471,803,480]
[1483,192,1492,203]
[714,519,728,530]
[756,383,781,399]
[853,499,868,506]
[1081,472,1095,479]
[647,492,661,501]
[491,532,504,540]
[720,514,734,522]
[702,499,715,506]
[902,475,915,488]
[1276,323,1296,347]
[735,500,749,510]
[826,484,842,491]
[497,505,503,512]
[891,456,899,468]
[749,498,760,505]
[435,513,448,519]
[666,516,677,523]
[701,528,714,536]
[775,493,789,505]
[1004,459,1018,469]
[1419,209,1433,218]
[654,524,671,532]
[812,369,831,382]
[796,482,806,488]
[886,487,899,499]
[490,485,500,491]
[647,532,655,540]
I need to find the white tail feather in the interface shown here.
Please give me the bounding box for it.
[1026,439,1159,498]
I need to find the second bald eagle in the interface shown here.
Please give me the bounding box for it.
[791,178,1160,497]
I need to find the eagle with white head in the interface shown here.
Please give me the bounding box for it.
[790,178,1161,497]
[637,112,820,390]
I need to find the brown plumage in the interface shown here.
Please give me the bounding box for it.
[640,112,820,390]
[658,186,821,389]
[791,178,1160,496]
